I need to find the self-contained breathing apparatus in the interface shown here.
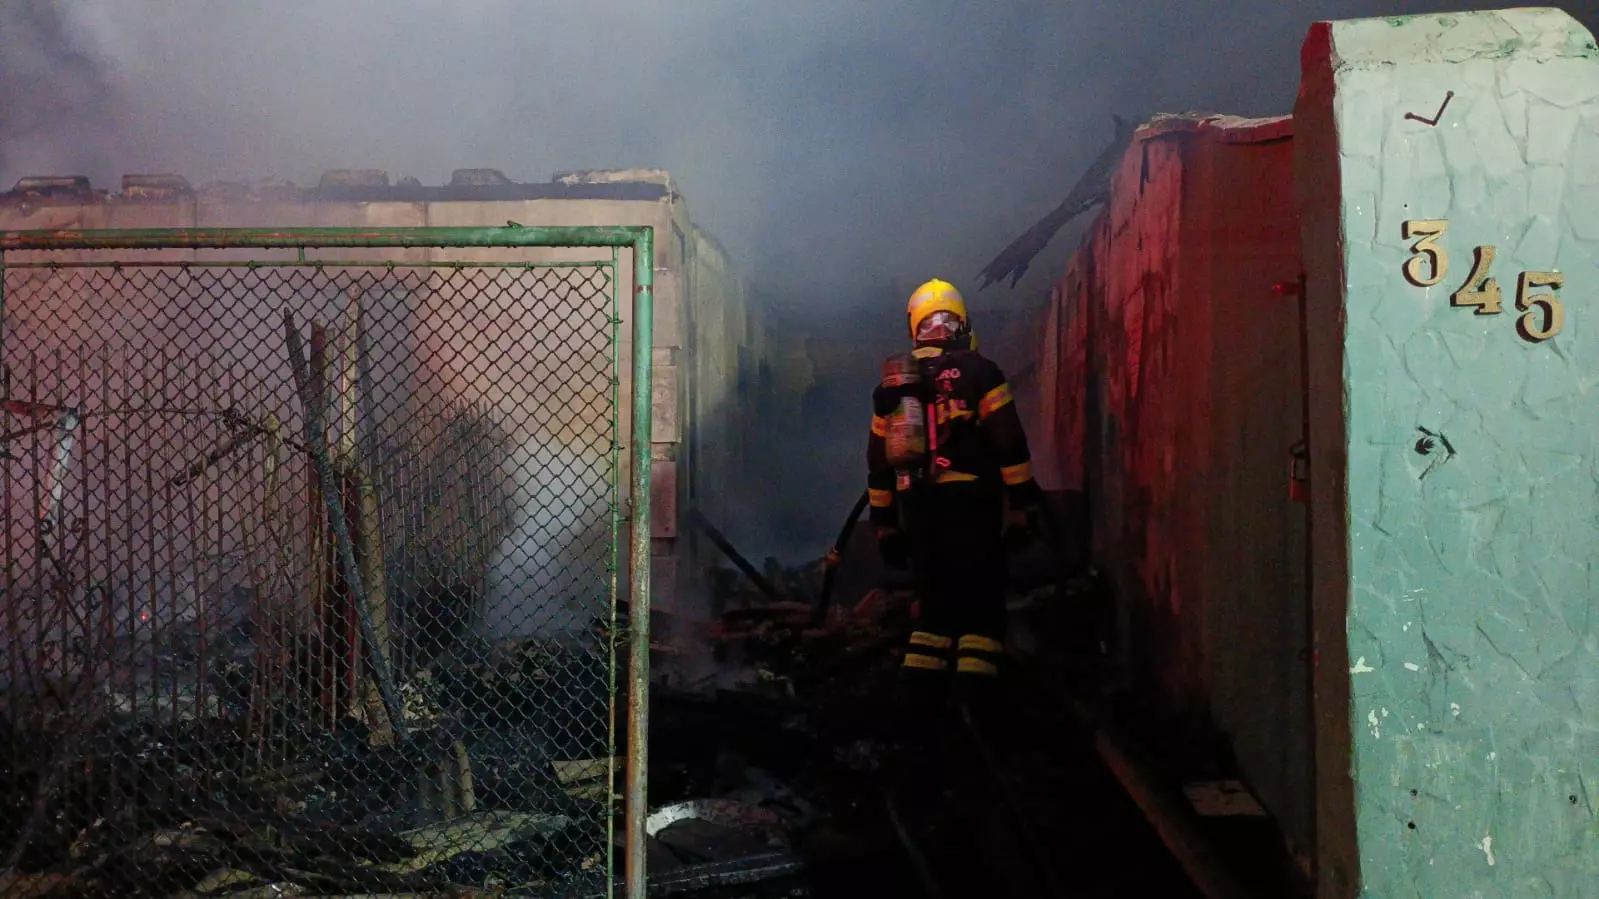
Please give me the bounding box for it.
[879,350,945,494]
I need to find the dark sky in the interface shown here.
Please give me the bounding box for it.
[5,1,1596,316]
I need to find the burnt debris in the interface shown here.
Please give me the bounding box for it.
[0,526,1199,898]
[0,621,627,897]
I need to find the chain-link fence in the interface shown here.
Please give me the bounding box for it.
[0,228,654,897]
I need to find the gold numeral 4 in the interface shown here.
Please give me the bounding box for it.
[1515,272,1565,342]
[1402,219,1450,287]
[1450,246,1503,315]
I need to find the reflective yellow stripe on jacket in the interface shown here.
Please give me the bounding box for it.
[979,383,1013,419]
[1000,461,1033,486]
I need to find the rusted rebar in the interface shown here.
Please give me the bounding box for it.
[282,307,408,744]
[339,287,396,745]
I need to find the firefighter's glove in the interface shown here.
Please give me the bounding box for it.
[875,526,910,570]
[1004,506,1040,554]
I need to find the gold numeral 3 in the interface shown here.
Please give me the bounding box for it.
[1402,219,1450,287]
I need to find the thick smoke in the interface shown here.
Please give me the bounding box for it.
[0,1,119,179]
[3,0,1597,566]
[12,1,1594,306]
[476,443,613,641]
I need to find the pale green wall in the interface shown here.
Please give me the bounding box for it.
[1297,8,1599,897]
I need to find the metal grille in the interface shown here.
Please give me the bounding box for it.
[0,229,653,897]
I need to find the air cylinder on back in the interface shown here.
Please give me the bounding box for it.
[880,352,928,472]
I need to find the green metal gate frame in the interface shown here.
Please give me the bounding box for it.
[0,225,657,897]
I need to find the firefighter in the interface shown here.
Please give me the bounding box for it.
[867,278,1042,715]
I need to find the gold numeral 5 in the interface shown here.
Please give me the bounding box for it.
[1450,246,1503,315]
[1515,272,1565,342]
[1402,219,1450,287]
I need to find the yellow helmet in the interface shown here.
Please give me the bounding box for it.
[906,278,967,340]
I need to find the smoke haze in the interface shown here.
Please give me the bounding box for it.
[5,0,1598,559]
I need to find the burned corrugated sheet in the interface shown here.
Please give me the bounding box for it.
[4,174,102,205]
[120,173,194,201]
[319,168,391,189]
[1027,112,1313,863]
[450,167,513,187]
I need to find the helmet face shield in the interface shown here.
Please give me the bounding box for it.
[906,278,968,339]
[914,309,967,344]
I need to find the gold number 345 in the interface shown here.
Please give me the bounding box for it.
[1402,219,1568,343]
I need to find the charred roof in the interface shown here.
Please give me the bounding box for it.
[0,168,677,208]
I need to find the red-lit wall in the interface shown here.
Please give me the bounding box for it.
[1029,113,1314,858]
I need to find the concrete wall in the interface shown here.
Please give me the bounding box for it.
[1296,8,1599,897]
[1030,113,1314,858]
[0,172,755,644]
[667,221,759,605]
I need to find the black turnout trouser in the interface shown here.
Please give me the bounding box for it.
[897,480,1008,711]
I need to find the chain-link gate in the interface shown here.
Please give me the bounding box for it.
[0,227,656,897]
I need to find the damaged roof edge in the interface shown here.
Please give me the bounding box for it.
[1050,108,1295,290]
[0,167,679,208]
[1136,112,1294,144]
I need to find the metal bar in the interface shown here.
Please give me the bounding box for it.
[606,246,622,887]
[0,225,651,252]
[94,348,112,687]
[0,249,6,383]
[282,309,409,744]
[623,227,654,899]
[139,352,158,725]
[26,360,42,605]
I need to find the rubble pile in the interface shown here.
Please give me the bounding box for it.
[636,558,1119,897]
[0,626,625,898]
[639,684,893,898]
[0,506,1111,896]
[704,538,919,694]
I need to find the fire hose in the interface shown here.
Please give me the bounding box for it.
[807,489,871,627]
[810,488,1071,626]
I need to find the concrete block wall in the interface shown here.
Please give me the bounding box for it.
[649,215,759,619]
[668,220,758,603]
[1296,8,1599,896]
